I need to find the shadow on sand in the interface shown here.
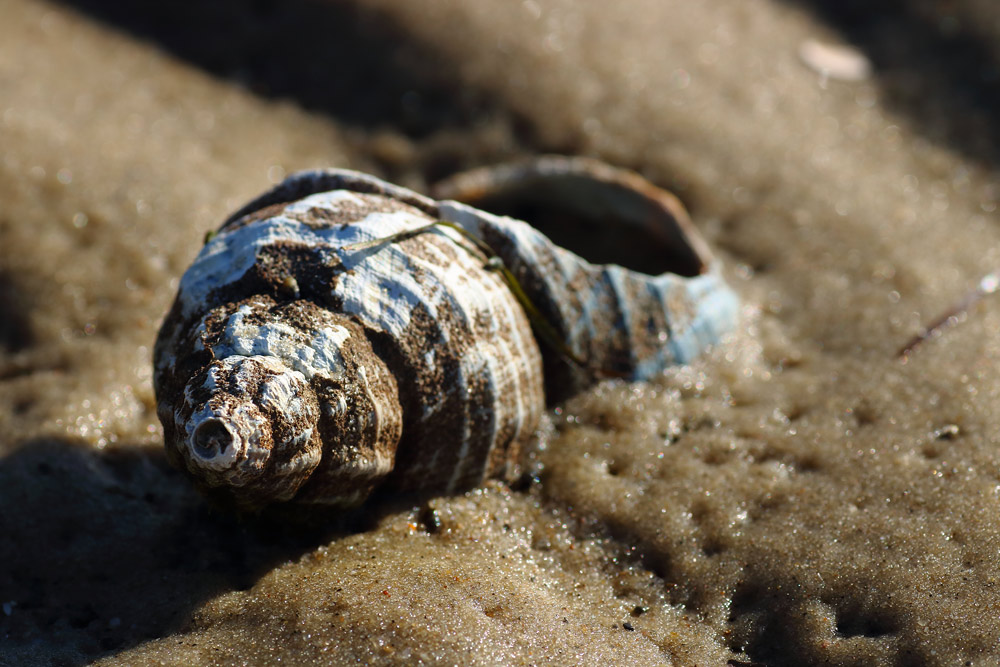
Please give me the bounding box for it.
[0,437,402,664]
[782,0,1000,170]
[52,0,559,182]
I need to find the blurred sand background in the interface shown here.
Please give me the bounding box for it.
[4,0,1000,664]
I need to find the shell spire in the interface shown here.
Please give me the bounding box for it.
[172,354,322,504]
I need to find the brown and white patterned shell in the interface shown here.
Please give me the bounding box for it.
[153,158,738,510]
[155,175,544,510]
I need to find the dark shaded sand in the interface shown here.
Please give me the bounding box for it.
[4,0,1000,664]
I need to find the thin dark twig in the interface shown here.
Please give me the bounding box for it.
[898,272,1000,359]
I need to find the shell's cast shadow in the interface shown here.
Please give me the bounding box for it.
[0,438,390,665]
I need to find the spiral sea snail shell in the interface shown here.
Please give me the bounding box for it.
[153,156,739,510]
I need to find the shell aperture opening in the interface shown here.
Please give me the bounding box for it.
[191,418,235,462]
[174,354,324,506]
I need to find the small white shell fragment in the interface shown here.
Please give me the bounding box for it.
[798,39,872,82]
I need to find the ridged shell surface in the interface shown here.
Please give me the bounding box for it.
[154,162,739,510]
[155,180,545,509]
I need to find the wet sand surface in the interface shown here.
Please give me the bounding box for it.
[4,0,1000,664]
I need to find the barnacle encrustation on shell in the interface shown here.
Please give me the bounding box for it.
[153,156,739,511]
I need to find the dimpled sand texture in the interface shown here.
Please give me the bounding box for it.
[4,0,1000,665]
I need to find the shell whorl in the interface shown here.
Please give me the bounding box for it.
[154,181,544,510]
[173,353,323,502]
[153,159,738,510]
